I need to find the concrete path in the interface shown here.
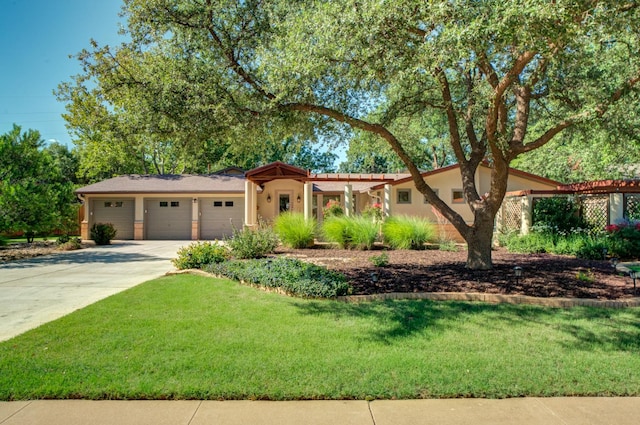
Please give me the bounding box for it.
[1,398,639,425]
[0,240,188,342]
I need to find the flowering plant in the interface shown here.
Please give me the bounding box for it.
[323,200,344,218]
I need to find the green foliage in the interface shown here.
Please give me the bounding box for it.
[605,222,640,260]
[226,224,279,259]
[323,200,344,218]
[208,257,351,298]
[438,240,459,252]
[0,236,7,247]
[0,125,77,236]
[172,241,230,270]
[382,216,436,250]
[322,216,378,250]
[273,212,316,248]
[58,237,83,251]
[532,197,587,233]
[369,252,389,267]
[90,223,117,245]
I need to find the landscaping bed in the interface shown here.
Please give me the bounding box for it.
[275,246,635,300]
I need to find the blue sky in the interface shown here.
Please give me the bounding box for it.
[0,0,125,147]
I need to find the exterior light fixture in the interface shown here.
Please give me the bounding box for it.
[513,266,523,285]
[602,247,608,261]
[267,193,272,203]
[630,270,638,296]
[297,194,301,203]
[193,198,198,204]
[611,257,619,269]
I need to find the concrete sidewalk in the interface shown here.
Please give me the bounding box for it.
[0,240,187,342]
[1,398,639,425]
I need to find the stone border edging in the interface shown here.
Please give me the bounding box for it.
[338,292,640,308]
[168,270,640,309]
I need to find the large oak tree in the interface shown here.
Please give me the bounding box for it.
[60,0,640,269]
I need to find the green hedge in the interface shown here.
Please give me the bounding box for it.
[207,257,351,298]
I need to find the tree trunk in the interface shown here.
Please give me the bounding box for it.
[464,211,495,270]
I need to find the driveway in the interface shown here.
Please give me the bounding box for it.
[0,240,189,342]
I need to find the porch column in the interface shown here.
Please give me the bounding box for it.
[80,196,90,240]
[317,194,324,225]
[610,193,624,225]
[521,195,532,235]
[244,180,257,227]
[383,184,392,217]
[344,184,353,217]
[303,182,313,221]
[190,198,199,240]
[134,195,144,240]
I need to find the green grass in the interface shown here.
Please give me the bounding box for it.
[1,274,639,400]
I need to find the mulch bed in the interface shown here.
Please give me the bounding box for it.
[275,245,637,300]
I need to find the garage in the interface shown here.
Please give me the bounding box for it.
[199,197,244,240]
[91,198,135,240]
[144,198,192,240]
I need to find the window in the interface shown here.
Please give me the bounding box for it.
[424,189,439,204]
[170,201,180,207]
[159,201,168,207]
[452,190,465,204]
[104,202,112,208]
[397,189,411,204]
[213,201,223,207]
[114,201,123,208]
[225,201,234,207]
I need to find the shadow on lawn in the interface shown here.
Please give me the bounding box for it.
[293,299,640,352]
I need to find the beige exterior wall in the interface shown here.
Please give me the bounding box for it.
[256,179,305,222]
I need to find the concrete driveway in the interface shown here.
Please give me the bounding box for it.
[0,240,189,342]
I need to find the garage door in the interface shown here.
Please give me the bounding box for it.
[200,197,244,240]
[145,198,192,240]
[91,199,135,240]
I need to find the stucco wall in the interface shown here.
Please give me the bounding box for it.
[256,179,305,222]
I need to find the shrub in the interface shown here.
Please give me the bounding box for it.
[274,212,316,249]
[369,252,389,267]
[226,223,279,259]
[90,223,117,245]
[604,221,640,259]
[532,197,587,233]
[0,236,7,247]
[58,237,82,251]
[323,200,344,218]
[208,257,351,298]
[322,216,378,249]
[172,241,230,270]
[361,203,383,222]
[382,216,435,250]
[502,232,554,254]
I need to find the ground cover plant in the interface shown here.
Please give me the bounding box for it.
[208,257,350,298]
[1,274,639,401]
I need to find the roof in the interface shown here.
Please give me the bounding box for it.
[245,161,308,183]
[368,163,563,190]
[76,174,247,195]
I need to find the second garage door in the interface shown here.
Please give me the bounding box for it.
[200,197,244,240]
[145,198,192,240]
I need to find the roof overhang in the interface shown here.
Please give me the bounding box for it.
[245,161,309,184]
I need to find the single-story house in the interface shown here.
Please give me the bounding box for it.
[75,161,561,241]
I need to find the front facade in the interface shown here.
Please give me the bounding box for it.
[76,162,561,241]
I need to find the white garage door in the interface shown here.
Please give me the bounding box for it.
[200,197,244,240]
[91,199,135,240]
[145,198,192,240]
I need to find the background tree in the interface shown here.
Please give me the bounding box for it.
[0,125,77,240]
[59,0,640,269]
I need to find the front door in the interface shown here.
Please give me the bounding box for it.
[279,193,291,213]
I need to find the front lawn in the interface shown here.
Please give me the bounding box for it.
[1,274,639,400]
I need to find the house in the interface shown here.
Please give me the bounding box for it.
[75,161,561,241]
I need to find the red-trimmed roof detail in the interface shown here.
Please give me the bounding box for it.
[245,161,309,183]
[557,179,640,194]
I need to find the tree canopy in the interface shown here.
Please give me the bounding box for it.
[0,125,78,238]
[59,0,640,268]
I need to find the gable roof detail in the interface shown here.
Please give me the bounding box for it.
[245,161,309,183]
